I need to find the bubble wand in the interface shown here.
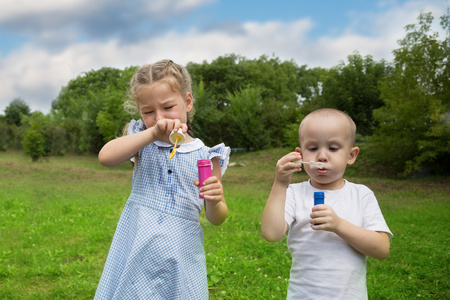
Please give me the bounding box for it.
[168,129,186,160]
[293,160,324,169]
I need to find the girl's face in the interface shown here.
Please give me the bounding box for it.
[138,81,193,129]
[299,114,359,190]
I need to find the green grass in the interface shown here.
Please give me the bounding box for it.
[0,150,449,299]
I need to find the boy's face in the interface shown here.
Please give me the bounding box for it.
[299,114,359,190]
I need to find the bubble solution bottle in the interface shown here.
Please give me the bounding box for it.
[197,160,212,199]
[314,192,325,205]
[313,192,325,225]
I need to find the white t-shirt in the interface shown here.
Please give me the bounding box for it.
[285,180,392,300]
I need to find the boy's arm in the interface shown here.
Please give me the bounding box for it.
[202,157,228,226]
[333,221,390,259]
[261,181,289,242]
[311,206,390,259]
[261,152,302,242]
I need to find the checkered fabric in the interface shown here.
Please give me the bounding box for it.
[94,120,230,300]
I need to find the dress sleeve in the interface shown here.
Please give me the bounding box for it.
[127,119,146,163]
[127,119,146,136]
[207,143,231,177]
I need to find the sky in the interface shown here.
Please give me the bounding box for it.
[0,0,447,114]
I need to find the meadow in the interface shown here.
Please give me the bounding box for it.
[0,149,448,299]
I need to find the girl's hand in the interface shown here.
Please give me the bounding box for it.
[274,151,303,186]
[310,205,342,232]
[194,176,224,204]
[151,119,188,144]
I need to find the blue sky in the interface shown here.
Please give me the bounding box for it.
[0,0,447,113]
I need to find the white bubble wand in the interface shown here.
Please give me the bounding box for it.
[293,160,324,169]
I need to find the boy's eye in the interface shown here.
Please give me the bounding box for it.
[143,111,154,115]
[165,106,175,110]
[329,146,339,151]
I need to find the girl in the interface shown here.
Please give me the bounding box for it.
[95,60,230,299]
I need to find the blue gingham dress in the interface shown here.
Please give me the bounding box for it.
[95,120,230,300]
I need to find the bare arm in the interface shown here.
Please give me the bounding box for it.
[261,152,302,242]
[98,119,187,167]
[198,157,228,226]
[261,181,289,242]
[311,206,390,259]
[98,128,156,167]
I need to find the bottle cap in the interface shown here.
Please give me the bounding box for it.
[169,128,186,145]
[314,192,324,199]
[197,159,211,167]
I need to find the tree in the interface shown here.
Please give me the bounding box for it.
[187,54,305,147]
[4,98,30,126]
[191,81,224,146]
[366,12,450,176]
[316,52,389,136]
[51,66,136,154]
[22,112,49,161]
[0,117,10,151]
[225,87,271,149]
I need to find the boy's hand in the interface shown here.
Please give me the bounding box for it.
[274,152,303,186]
[151,119,188,144]
[310,205,342,232]
[194,176,224,205]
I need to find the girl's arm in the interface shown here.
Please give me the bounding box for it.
[99,119,187,168]
[98,127,156,167]
[311,206,390,259]
[199,157,228,226]
[261,152,302,242]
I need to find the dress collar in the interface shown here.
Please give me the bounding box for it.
[154,137,205,153]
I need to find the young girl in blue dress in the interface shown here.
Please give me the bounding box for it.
[95,59,230,299]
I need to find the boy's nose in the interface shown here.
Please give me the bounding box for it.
[317,150,328,162]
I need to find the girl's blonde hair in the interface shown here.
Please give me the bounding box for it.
[124,59,195,134]
[123,59,196,166]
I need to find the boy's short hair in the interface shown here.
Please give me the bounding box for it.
[299,108,357,146]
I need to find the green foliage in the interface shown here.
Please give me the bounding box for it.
[366,12,450,176]
[22,112,49,161]
[191,81,224,146]
[4,98,31,126]
[0,119,11,151]
[225,87,270,149]
[51,66,137,154]
[315,52,389,136]
[1,100,30,151]
[187,54,303,147]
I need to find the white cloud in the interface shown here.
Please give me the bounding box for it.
[0,0,93,21]
[0,0,446,114]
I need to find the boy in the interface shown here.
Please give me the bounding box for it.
[261,108,392,299]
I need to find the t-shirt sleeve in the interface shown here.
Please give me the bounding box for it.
[362,190,393,239]
[285,185,296,226]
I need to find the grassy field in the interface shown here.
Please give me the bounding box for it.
[0,149,449,299]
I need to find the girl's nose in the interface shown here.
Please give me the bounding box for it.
[155,110,164,121]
